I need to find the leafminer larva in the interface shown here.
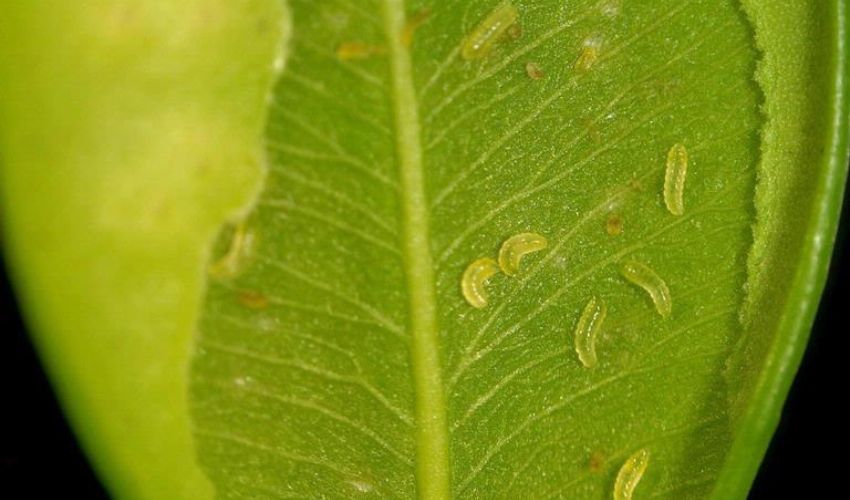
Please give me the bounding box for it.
[574,37,602,71]
[498,232,548,276]
[663,143,688,215]
[209,222,254,278]
[620,260,672,317]
[574,296,607,368]
[462,257,501,308]
[613,448,650,500]
[461,2,519,60]
[525,62,544,80]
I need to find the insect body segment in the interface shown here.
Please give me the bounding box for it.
[461,2,519,60]
[620,260,672,317]
[462,257,501,308]
[498,232,548,276]
[614,448,650,500]
[663,143,688,215]
[574,296,607,368]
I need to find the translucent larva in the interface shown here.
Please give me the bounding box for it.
[461,2,519,60]
[498,232,548,276]
[613,448,650,500]
[663,143,688,215]
[336,41,386,61]
[209,222,254,278]
[574,37,602,71]
[462,257,501,308]
[525,62,544,80]
[574,296,607,368]
[620,260,672,317]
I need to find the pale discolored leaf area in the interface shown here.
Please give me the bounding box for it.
[189,0,759,498]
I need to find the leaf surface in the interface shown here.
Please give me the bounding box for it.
[189,0,762,498]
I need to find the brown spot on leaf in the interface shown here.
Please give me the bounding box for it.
[238,290,269,310]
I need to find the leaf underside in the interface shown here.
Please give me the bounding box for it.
[189,0,760,498]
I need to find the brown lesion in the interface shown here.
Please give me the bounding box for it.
[525,62,545,80]
[505,22,523,40]
[237,290,269,310]
[335,41,387,61]
[400,7,432,48]
[589,450,606,473]
[606,214,624,236]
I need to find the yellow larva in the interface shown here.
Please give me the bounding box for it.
[574,37,602,71]
[498,232,548,276]
[209,222,254,278]
[461,2,519,60]
[574,296,607,368]
[664,143,688,215]
[620,260,672,317]
[462,257,501,308]
[613,448,650,500]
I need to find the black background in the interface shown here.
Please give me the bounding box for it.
[0,197,846,498]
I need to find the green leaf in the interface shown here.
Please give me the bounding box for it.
[187,0,781,498]
[0,0,846,498]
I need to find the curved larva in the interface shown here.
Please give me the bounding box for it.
[620,260,672,317]
[614,448,650,500]
[574,296,607,368]
[209,222,254,278]
[664,143,688,215]
[461,2,519,60]
[498,232,548,276]
[462,257,501,308]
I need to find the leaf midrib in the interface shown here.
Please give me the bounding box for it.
[382,1,450,498]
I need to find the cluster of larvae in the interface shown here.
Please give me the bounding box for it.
[458,2,693,498]
[461,232,548,308]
